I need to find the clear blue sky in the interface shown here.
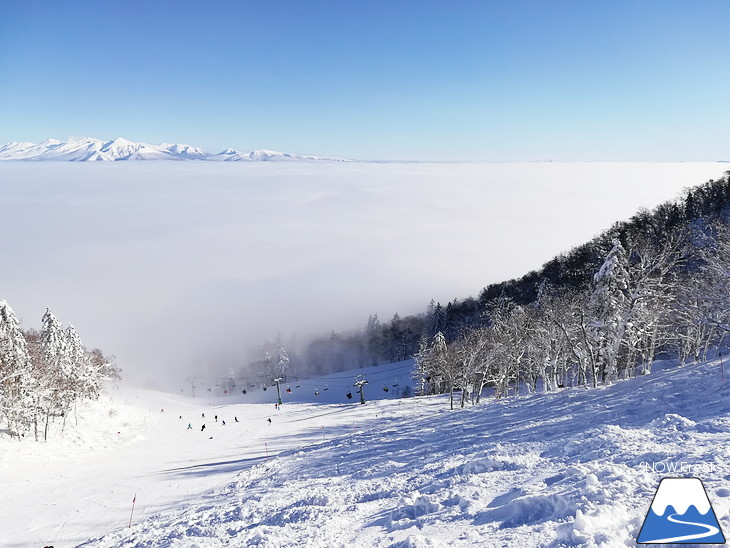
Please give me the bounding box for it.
[1,1,728,161]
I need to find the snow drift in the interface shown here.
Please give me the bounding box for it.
[3,357,730,547]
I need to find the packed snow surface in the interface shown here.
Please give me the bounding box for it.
[2,358,730,547]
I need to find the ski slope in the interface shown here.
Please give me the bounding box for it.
[2,359,730,547]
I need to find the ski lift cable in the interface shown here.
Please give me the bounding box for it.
[191,363,412,385]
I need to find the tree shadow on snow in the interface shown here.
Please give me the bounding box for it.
[156,455,269,479]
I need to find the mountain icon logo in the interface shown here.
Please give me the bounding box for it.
[637,477,726,544]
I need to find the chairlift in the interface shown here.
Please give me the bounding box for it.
[286,385,292,393]
[383,386,389,393]
[323,384,329,391]
[346,392,353,399]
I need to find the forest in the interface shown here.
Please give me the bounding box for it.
[0,306,119,439]
[281,171,730,407]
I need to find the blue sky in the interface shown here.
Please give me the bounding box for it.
[1,1,728,161]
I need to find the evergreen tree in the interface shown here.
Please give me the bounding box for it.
[41,308,74,410]
[429,302,447,340]
[275,343,290,378]
[589,239,632,383]
[0,301,34,437]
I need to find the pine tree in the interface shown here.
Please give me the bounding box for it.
[66,324,103,401]
[40,308,74,412]
[413,336,431,396]
[0,301,34,437]
[589,239,632,383]
[275,344,290,378]
[429,303,447,340]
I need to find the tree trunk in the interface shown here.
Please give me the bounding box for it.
[44,409,50,441]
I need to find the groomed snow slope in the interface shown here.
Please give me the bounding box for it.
[3,359,730,547]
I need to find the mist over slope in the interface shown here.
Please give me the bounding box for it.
[0,161,726,388]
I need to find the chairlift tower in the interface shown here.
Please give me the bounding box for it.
[274,377,283,405]
[354,375,369,405]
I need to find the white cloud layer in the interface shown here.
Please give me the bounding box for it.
[1,161,725,387]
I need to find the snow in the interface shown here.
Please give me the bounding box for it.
[0,137,347,162]
[3,357,730,547]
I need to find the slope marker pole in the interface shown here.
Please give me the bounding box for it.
[128,493,137,528]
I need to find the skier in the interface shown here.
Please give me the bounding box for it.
[234,416,239,422]
[267,418,271,425]
[222,420,226,425]
[202,413,205,418]
[179,415,182,420]
[187,423,192,429]
[201,424,206,432]
[215,414,218,422]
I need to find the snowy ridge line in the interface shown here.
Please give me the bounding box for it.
[0,137,351,162]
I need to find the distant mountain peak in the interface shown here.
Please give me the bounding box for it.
[0,137,349,162]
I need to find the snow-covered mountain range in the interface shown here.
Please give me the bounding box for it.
[0,137,348,162]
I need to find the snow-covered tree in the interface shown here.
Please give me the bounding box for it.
[412,335,432,396]
[0,301,34,437]
[588,239,632,383]
[40,308,75,411]
[275,343,290,378]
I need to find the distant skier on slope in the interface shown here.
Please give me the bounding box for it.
[201,424,206,432]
